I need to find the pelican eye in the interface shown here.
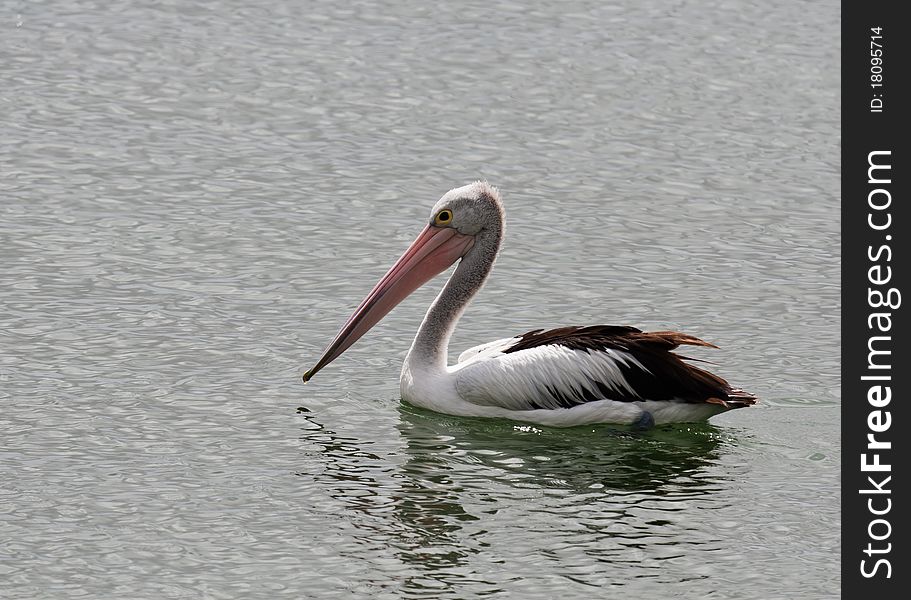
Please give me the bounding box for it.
[434,209,453,226]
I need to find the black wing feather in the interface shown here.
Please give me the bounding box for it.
[503,325,757,407]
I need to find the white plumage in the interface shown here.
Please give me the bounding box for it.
[402,340,732,427]
[456,338,518,364]
[455,344,645,410]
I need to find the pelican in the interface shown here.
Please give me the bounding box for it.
[303,182,757,427]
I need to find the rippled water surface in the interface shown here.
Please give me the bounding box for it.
[2,0,839,598]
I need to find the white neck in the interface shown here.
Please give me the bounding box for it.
[403,226,502,374]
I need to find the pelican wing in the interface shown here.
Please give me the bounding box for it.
[456,337,519,363]
[454,325,756,411]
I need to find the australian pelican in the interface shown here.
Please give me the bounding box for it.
[303,182,756,427]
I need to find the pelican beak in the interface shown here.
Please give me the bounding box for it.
[303,225,475,382]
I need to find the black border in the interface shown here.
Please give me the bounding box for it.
[842,1,908,596]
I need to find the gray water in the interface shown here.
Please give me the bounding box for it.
[2,0,840,598]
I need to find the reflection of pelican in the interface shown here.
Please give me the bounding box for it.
[389,407,740,594]
[396,405,727,493]
[296,410,479,582]
[304,182,756,426]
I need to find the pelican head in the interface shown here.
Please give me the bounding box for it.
[429,181,503,236]
[303,181,502,382]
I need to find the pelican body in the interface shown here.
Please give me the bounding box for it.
[304,182,756,427]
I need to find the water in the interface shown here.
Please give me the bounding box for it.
[2,0,840,597]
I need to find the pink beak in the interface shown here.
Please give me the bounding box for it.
[303,225,475,382]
